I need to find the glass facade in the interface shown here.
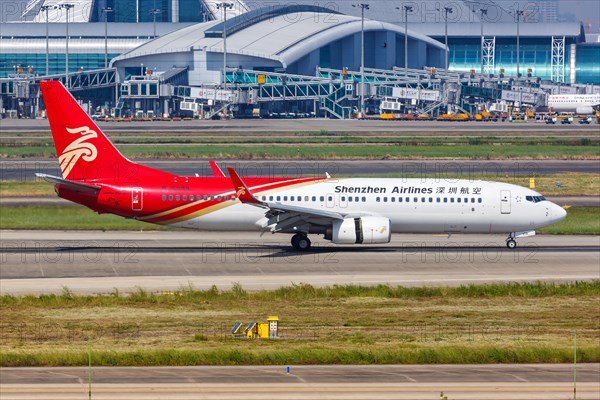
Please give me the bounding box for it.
[575,44,600,85]
[0,53,121,78]
[440,37,600,84]
[92,0,206,22]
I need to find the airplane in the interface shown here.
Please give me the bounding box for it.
[36,80,567,250]
[547,94,600,115]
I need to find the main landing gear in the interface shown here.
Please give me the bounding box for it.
[506,237,517,249]
[291,233,311,251]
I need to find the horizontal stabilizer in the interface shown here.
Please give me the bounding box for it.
[36,173,101,194]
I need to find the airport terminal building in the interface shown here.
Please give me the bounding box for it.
[1,0,599,118]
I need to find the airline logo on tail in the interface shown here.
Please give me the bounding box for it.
[58,126,98,178]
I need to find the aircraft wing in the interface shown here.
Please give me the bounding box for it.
[209,160,225,178]
[36,173,101,194]
[227,167,344,232]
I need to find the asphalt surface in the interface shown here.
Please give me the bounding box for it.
[1,231,598,295]
[2,159,599,181]
[2,118,599,134]
[1,364,598,400]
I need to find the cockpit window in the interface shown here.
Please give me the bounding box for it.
[526,195,546,203]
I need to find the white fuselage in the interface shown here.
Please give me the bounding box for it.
[548,94,600,114]
[173,178,566,235]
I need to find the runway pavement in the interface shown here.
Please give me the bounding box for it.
[1,230,598,295]
[1,364,599,400]
[1,159,599,181]
[3,118,599,134]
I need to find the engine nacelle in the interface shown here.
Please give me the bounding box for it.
[331,217,391,244]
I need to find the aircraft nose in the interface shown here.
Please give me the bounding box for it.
[551,203,567,223]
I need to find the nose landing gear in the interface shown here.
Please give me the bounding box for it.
[291,233,311,251]
[506,238,517,249]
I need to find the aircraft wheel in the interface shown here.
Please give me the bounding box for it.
[291,234,311,251]
[506,239,517,249]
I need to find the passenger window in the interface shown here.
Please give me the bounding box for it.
[413,197,418,202]
[398,197,403,202]
[464,198,468,203]
[436,198,440,203]
[457,198,461,203]
[320,196,325,201]
[429,197,433,203]
[283,196,288,201]
[183,195,187,201]
[450,198,454,203]
[262,196,266,201]
[231,196,236,201]
[169,195,173,201]
[204,195,208,200]
[383,197,388,202]
[444,198,447,203]
[348,197,353,203]
[210,196,214,201]
[376,197,380,202]
[391,197,395,203]
[162,195,166,201]
[224,196,229,201]
[328,196,333,202]
[471,198,475,203]
[478,198,482,203]
[341,196,346,202]
[312,196,316,201]
[421,197,425,203]
[269,196,274,201]
[276,196,281,201]
[406,197,410,202]
[305,196,309,201]
[362,197,366,202]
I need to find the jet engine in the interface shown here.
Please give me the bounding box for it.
[329,217,391,244]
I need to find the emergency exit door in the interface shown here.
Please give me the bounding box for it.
[132,187,143,211]
[500,190,511,214]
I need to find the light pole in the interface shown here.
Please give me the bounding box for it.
[216,2,234,90]
[352,3,369,116]
[479,8,487,74]
[397,5,413,76]
[41,5,53,75]
[515,9,524,78]
[102,7,113,68]
[438,6,453,70]
[60,3,74,88]
[150,8,161,38]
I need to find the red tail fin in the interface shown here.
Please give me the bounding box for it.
[40,80,170,183]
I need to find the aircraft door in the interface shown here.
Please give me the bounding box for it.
[500,190,511,214]
[132,187,143,211]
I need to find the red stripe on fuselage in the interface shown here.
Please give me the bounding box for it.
[136,176,325,225]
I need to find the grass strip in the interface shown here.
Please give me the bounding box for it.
[1,205,597,234]
[1,282,598,367]
[2,144,600,159]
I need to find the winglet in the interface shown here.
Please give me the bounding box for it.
[227,167,264,206]
[209,160,225,178]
